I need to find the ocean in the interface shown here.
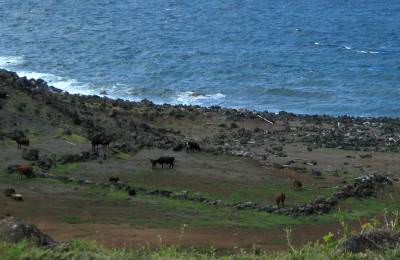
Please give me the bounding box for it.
[1,0,399,117]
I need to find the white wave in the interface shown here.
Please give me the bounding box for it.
[356,50,380,54]
[0,56,24,68]
[344,46,352,50]
[176,91,225,105]
[16,70,94,95]
[314,42,320,45]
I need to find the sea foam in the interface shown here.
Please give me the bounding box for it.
[0,56,24,68]
[176,91,226,105]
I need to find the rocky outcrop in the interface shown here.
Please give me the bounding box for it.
[0,217,56,247]
[22,149,40,161]
[340,230,400,253]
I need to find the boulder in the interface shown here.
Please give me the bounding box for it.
[341,230,400,253]
[0,217,56,246]
[22,149,40,161]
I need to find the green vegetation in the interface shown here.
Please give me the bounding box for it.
[61,134,88,144]
[26,128,41,143]
[54,128,88,144]
[115,152,133,160]
[52,163,80,175]
[76,184,400,229]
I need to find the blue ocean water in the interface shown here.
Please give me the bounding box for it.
[0,0,399,117]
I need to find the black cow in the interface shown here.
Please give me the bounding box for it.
[8,130,29,149]
[16,137,29,149]
[109,176,120,183]
[186,141,201,152]
[90,132,113,153]
[150,157,175,168]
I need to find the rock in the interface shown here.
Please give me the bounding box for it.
[35,156,56,170]
[159,190,172,197]
[359,154,372,159]
[0,91,9,99]
[22,149,40,161]
[230,122,239,129]
[172,142,185,152]
[340,230,400,253]
[11,194,23,201]
[0,217,56,246]
[128,188,136,196]
[6,165,19,174]
[312,169,322,176]
[272,163,285,169]
[172,191,188,200]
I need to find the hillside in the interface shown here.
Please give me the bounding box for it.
[1,69,400,253]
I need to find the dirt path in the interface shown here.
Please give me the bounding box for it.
[32,219,343,252]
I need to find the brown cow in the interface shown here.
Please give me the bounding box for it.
[276,192,286,208]
[16,165,34,178]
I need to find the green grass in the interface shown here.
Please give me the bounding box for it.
[115,152,133,160]
[54,128,88,144]
[26,128,41,143]
[76,184,400,229]
[62,134,88,144]
[63,216,90,224]
[81,186,131,201]
[122,171,335,206]
[52,163,81,175]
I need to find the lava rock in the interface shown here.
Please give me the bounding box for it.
[22,149,40,161]
[0,217,56,246]
[340,230,400,253]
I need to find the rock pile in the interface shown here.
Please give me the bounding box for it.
[231,174,392,216]
[340,230,400,253]
[0,217,56,247]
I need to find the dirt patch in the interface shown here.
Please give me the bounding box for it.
[32,219,344,252]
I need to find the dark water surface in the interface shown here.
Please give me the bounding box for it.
[1,0,399,116]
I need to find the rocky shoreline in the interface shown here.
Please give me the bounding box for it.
[2,68,400,182]
[1,69,400,158]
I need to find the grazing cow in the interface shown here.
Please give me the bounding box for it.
[109,176,120,183]
[293,179,303,190]
[4,188,15,197]
[16,165,34,178]
[150,157,175,168]
[8,130,28,149]
[186,141,201,152]
[16,137,30,149]
[90,132,113,154]
[276,192,286,208]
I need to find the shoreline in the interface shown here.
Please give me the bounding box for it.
[1,64,398,119]
[4,69,400,121]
